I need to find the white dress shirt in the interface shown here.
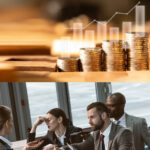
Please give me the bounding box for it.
[113,113,126,127]
[56,129,66,145]
[100,122,112,150]
[0,136,12,148]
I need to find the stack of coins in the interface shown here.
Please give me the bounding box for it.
[126,32,149,71]
[80,47,103,72]
[57,57,80,72]
[102,40,126,71]
[123,41,130,70]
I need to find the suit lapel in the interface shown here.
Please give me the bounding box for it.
[108,123,116,150]
[0,139,12,149]
[108,140,113,150]
[94,131,101,150]
[125,113,134,131]
[52,132,62,147]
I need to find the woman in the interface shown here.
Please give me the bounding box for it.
[26,108,83,150]
[0,105,13,150]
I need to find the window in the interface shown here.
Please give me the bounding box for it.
[69,83,96,128]
[111,82,150,125]
[26,83,58,136]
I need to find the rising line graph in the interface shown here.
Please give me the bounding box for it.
[66,1,141,30]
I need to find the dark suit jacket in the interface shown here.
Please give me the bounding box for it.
[64,122,134,150]
[125,113,150,150]
[27,125,83,149]
[0,139,13,150]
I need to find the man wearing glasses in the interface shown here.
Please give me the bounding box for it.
[106,92,150,150]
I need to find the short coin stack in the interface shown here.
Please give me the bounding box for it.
[102,40,126,71]
[57,57,80,72]
[80,47,103,72]
[126,32,149,71]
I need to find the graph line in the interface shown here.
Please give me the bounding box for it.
[66,1,141,30]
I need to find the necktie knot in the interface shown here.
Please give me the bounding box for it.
[100,134,105,140]
[116,120,120,125]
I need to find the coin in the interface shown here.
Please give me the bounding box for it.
[80,47,103,72]
[102,40,126,71]
[125,32,149,71]
[57,57,80,72]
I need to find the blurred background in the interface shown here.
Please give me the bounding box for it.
[0,0,150,55]
[1,0,150,23]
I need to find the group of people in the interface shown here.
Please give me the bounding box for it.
[0,92,150,150]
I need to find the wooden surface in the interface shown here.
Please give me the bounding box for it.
[0,55,150,82]
[13,71,150,82]
[0,55,57,62]
[0,45,51,55]
[0,55,57,72]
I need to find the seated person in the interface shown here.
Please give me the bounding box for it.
[0,105,13,150]
[25,108,83,150]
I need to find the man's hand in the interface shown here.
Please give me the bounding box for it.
[23,140,44,150]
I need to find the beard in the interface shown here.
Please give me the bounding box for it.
[91,116,105,131]
[109,111,116,118]
[109,110,121,119]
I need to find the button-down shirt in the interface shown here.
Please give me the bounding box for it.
[113,113,126,127]
[0,136,12,148]
[56,129,66,145]
[100,122,112,150]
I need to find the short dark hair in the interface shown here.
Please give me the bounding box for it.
[108,92,126,104]
[0,105,11,130]
[47,108,68,127]
[87,102,109,115]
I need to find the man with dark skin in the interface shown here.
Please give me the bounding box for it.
[55,102,134,150]
[106,92,150,150]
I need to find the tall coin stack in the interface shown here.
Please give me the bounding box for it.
[102,40,126,71]
[126,32,149,71]
[57,57,80,72]
[123,41,130,70]
[80,47,103,72]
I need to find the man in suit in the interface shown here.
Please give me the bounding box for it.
[106,92,150,150]
[58,102,134,150]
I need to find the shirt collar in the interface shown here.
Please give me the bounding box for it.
[100,122,112,137]
[113,113,126,123]
[0,136,12,147]
[56,129,66,138]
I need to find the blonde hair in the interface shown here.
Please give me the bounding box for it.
[0,105,11,130]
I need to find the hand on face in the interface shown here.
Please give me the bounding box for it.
[34,116,45,127]
[23,140,44,150]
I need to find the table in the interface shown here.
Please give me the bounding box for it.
[0,55,150,82]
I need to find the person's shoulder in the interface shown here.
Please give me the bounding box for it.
[0,142,7,150]
[126,113,145,124]
[112,122,132,135]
